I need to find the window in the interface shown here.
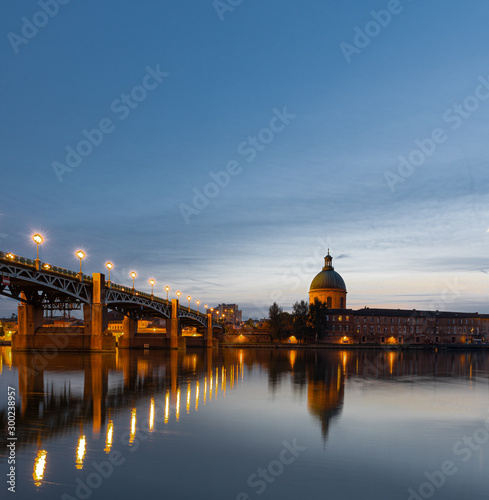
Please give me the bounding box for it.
[398,337,403,344]
[435,336,439,343]
[361,336,366,343]
[327,297,332,308]
[416,336,420,343]
[340,297,344,308]
[452,337,456,343]
[381,336,385,343]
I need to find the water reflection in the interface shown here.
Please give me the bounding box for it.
[0,347,488,498]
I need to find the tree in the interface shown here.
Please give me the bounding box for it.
[268,302,283,339]
[292,300,309,342]
[308,298,329,343]
[245,318,255,328]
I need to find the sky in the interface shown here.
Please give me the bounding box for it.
[1,0,489,319]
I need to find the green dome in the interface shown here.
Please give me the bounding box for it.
[309,253,346,291]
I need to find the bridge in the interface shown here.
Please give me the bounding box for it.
[0,250,222,351]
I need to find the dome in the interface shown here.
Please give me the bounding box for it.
[309,253,347,292]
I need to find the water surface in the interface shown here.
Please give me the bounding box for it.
[0,347,488,500]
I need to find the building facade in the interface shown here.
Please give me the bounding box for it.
[309,253,489,345]
[215,304,242,326]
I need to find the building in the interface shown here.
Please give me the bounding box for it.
[309,252,347,308]
[309,252,489,344]
[215,304,242,326]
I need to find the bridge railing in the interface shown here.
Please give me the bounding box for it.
[1,251,94,282]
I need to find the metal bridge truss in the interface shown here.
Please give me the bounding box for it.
[0,262,92,306]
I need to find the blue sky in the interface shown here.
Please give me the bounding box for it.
[1,0,489,318]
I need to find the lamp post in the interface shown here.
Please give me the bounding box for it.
[106,262,113,288]
[187,295,191,312]
[33,234,43,271]
[204,304,208,314]
[196,300,200,314]
[130,272,137,293]
[149,279,155,300]
[165,286,170,303]
[176,290,181,303]
[76,250,85,281]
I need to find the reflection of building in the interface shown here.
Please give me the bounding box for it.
[215,304,242,326]
[309,253,489,344]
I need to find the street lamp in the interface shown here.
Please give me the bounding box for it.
[187,295,191,312]
[165,286,170,303]
[176,290,181,303]
[106,262,113,287]
[204,304,208,313]
[149,279,155,300]
[196,300,200,313]
[130,272,137,293]
[33,234,43,270]
[76,250,85,281]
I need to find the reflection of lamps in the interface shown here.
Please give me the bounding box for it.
[165,286,170,303]
[76,434,86,469]
[76,251,85,281]
[104,420,114,454]
[33,449,47,486]
[33,234,43,271]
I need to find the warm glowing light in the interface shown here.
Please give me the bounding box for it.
[165,286,170,292]
[76,435,86,469]
[149,398,155,432]
[204,304,208,309]
[43,264,50,270]
[195,381,200,412]
[176,290,181,298]
[106,262,113,270]
[204,376,207,404]
[164,391,170,424]
[33,449,47,486]
[33,234,43,245]
[129,409,137,445]
[76,250,85,260]
[6,253,14,259]
[105,420,114,454]
[176,388,181,421]
[289,350,297,369]
[209,374,213,400]
[130,272,137,279]
[215,367,219,399]
[186,383,191,414]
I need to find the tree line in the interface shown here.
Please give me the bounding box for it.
[268,299,329,343]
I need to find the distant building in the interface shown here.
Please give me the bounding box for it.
[215,304,242,326]
[309,252,489,344]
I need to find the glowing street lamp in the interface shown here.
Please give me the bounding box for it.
[149,279,155,300]
[130,272,137,293]
[196,300,200,313]
[106,262,113,287]
[176,290,181,301]
[76,250,85,281]
[165,286,170,303]
[204,304,208,313]
[33,234,43,270]
[187,295,191,312]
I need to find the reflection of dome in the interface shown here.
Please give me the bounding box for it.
[309,252,347,308]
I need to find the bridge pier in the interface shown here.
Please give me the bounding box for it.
[169,299,185,350]
[17,301,44,337]
[205,312,213,348]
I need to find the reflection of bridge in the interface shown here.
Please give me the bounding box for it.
[0,251,221,351]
